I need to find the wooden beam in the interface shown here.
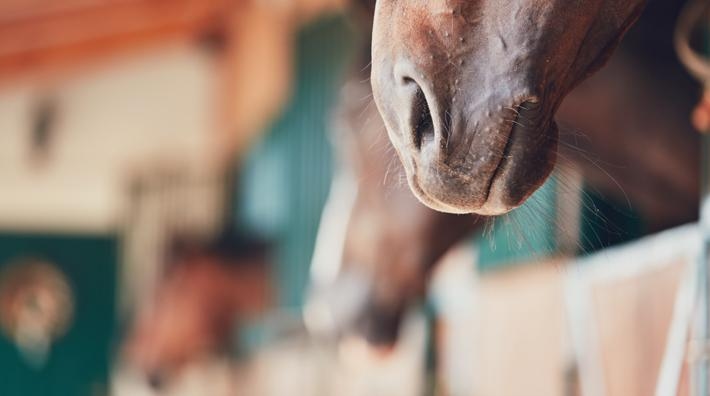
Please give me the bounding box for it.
[0,0,232,81]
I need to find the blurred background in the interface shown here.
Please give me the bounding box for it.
[0,0,707,395]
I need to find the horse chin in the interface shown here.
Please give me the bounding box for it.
[406,176,479,215]
[407,121,558,216]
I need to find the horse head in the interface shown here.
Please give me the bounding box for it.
[311,78,478,347]
[370,0,646,214]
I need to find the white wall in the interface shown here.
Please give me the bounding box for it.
[0,44,219,233]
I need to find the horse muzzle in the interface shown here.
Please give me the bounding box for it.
[373,65,558,215]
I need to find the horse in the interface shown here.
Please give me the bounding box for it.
[321,0,700,347]
[369,0,650,215]
[122,233,272,387]
[322,76,480,346]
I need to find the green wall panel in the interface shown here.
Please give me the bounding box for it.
[476,175,645,271]
[0,233,117,396]
[237,15,356,310]
[578,187,644,255]
[477,176,559,271]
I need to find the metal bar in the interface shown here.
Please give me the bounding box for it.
[656,252,698,396]
[694,7,710,393]
[693,132,710,395]
[674,3,710,394]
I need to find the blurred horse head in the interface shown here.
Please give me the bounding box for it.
[315,78,479,347]
[123,235,271,388]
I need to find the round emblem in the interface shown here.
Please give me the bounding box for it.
[0,258,74,366]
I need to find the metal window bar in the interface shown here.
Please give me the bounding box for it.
[669,2,710,395]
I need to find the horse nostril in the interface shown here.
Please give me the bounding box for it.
[410,83,435,151]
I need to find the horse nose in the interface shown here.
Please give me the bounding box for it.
[404,78,436,151]
[393,67,444,154]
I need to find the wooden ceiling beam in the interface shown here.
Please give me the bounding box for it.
[0,0,234,81]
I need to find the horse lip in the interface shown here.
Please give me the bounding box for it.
[482,103,555,214]
[480,101,544,197]
[407,161,475,214]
